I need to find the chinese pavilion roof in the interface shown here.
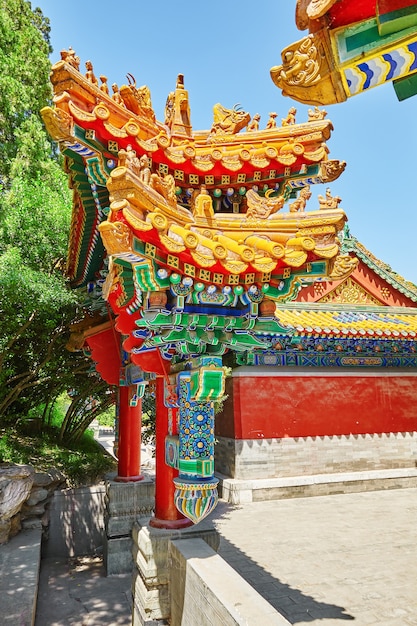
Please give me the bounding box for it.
[278,228,417,340]
[237,226,417,369]
[41,43,417,374]
[42,48,364,368]
[41,55,348,291]
[237,298,417,369]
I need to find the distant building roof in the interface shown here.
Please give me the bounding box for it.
[276,302,417,338]
[341,229,417,303]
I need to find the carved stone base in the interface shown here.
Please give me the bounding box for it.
[131,517,220,625]
[104,474,155,575]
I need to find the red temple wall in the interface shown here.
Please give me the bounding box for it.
[216,370,417,439]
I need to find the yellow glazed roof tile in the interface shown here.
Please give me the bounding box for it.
[276,307,417,338]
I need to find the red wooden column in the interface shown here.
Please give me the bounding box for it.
[150,376,191,528]
[115,385,143,482]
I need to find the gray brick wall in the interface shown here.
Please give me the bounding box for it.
[215,432,417,480]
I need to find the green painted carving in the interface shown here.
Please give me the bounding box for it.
[133,259,170,291]
[189,366,226,402]
[86,156,108,186]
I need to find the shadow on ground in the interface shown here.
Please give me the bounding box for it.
[212,501,354,624]
[35,556,131,626]
[219,536,354,623]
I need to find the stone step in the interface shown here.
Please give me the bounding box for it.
[217,467,417,503]
[0,528,42,625]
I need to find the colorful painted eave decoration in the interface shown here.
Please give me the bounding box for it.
[235,301,417,368]
[238,342,417,368]
[131,307,292,356]
[65,180,108,287]
[272,0,417,104]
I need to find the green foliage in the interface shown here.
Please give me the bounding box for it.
[10,115,63,185]
[96,405,116,428]
[0,126,71,272]
[0,426,116,487]
[58,380,116,445]
[0,1,81,422]
[141,388,156,445]
[0,0,117,460]
[0,242,77,419]
[0,0,52,182]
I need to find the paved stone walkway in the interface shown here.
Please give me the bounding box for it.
[0,529,42,626]
[34,488,417,625]
[35,556,131,625]
[212,488,417,626]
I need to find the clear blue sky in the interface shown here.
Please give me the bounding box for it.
[34,0,417,284]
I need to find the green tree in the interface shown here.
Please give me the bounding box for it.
[141,388,156,445]
[0,182,76,418]
[0,0,116,444]
[0,0,76,422]
[0,152,117,435]
[0,0,52,184]
[58,377,116,445]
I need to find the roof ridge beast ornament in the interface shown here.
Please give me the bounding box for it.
[208,103,251,139]
[271,0,417,105]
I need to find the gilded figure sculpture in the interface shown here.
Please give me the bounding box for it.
[282,107,297,126]
[265,112,277,129]
[85,60,98,86]
[193,186,215,219]
[308,106,327,121]
[270,30,345,105]
[60,46,80,70]
[289,185,312,212]
[40,107,74,142]
[98,221,132,255]
[277,36,320,87]
[150,173,177,208]
[318,187,342,209]
[118,145,141,176]
[329,254,359,279]
[119,74,156,121]
[99,75,109,95]
[320,160,346,183]
[111,83,124,106]
[139,154,151,185]
[164,91,175,125]
[247,113,261,132]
